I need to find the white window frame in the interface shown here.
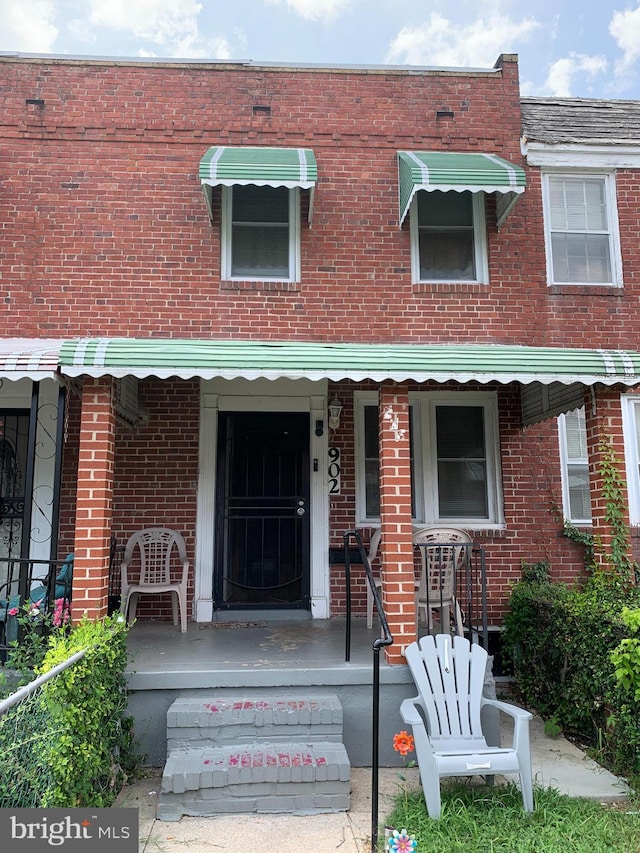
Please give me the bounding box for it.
[355,391,503,528]
[221,185,301,282]
[557,408,592,525]
[409,191,489,285]
[541,170,622,287]
[622,394,640,525]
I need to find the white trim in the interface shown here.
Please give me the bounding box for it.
[622,394,640,526]
[522,140,640,169]
[195,391,217,621]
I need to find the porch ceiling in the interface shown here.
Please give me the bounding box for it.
[58,338,640,388]
[0,338,63,381]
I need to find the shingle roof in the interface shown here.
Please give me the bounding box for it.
[521,96,640,145]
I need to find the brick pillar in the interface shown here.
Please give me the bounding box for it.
[72,377,115,621]
[378,382,416,664]
[584,386,632,573]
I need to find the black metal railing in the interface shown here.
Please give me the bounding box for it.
[343,529,393,853]
[0,556,73,660]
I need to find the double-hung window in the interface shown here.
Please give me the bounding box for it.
[558,408,592,524]
[410,191,488,284]
[356,392,502,526]
[543,172,621,286]
[222,185,300,281]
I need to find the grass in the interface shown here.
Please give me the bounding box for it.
[383,781,640,852]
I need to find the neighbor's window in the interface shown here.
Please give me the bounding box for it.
[222,185,300,281]
[410,190,488,284]
[543,173,620,286]
[356,392,501,526]
[558,408,592,524]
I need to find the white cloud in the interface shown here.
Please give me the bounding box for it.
[264,0,350,23]
[609,3,640,83]
[385,13,541,68]
[0,0,58,52]
[69,0,231,58]
[81,0,201,43]
[543,53,608,97]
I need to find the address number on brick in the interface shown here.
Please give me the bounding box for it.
[328,447,341,495]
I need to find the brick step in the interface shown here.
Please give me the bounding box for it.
[166,694,343,750]
[158,741,351,820]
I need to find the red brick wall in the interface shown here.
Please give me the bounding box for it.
[111,379,199,621]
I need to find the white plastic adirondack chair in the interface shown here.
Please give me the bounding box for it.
[400,634,534,819]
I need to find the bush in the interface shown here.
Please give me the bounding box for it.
[36,615,140,807]
[503,571,640,784]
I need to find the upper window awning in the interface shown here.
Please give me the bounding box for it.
[397,151,526,228]
[0,339,63,381]
[199,146,318,223]
[59,338,640,390]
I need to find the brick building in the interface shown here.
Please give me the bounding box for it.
[2,52,640,664]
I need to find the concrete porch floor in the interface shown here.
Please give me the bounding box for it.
[124,615,411,690]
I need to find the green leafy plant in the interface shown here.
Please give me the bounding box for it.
[594,434,636,583]
[611,608,640,701]
[563,522,596,574]
[543,715,563,738]
[35,615,140,807]
[0,598,71,689]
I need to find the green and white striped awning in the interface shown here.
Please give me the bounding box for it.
[199,146,318,222]
[398,151,526,227]
[0,339,63,381]
[58,338,640,388]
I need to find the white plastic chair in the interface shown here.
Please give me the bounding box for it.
[412,527,471,636]
[120,527,189,632]
[401,634,534,819]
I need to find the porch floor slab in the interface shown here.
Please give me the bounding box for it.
[124,617,413,691]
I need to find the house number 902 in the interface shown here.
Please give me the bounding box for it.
[328,447,341,494]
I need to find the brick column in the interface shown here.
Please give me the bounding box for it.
[584,386,632,573]
[378,382,416,664]
[72,376,116,621]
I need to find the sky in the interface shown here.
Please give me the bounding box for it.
[1,0,639,100]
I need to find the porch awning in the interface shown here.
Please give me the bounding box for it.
[397,151,526,227]
[199,146,318,222]
[0,339,63,381]
[58,338,640,388]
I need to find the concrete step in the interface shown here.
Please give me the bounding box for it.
[158,741,351,820]
[166,694,343,751]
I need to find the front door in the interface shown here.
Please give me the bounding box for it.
[214,411,310,609]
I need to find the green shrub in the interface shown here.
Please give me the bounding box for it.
[503,572,640,784]
[36,615,140,807]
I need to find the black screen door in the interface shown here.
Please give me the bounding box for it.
[214,411,310,609]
